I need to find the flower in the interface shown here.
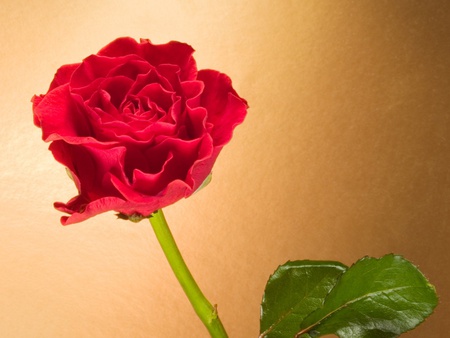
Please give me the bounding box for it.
[33,37,247,225]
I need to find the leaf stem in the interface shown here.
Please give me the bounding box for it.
[149,209,228,338]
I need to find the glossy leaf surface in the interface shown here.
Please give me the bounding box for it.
[260,261,347,337]
[298,254,438,337]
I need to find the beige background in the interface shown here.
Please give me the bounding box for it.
[1,1,449,337]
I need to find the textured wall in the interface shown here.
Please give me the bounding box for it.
[1,1,449,337]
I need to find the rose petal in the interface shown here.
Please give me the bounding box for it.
[49,63,80,91]
[189,143,221,192]
[107,59,152,80]
[98,76,135,108]
[156,64,183,93]
[183,80,204,107]
[134,82,174,113]
[33,37,248,225]
[131,140,198,194]
[97,37,141,57]
[71,54,141,89]
[198,69,248,146]
[31,95,44,127]
[110,177,191,216]
[138,39,197,81]
[86,90,120,119]
[49,141,127,198]
[97,37,197,81]
[129,67,173,94]
[33,84,93,142]
[55,196,128,225]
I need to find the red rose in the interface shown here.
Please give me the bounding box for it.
[33,37,247,225]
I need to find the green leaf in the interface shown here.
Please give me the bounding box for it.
[260,261,348,338]
[298,254,438,338]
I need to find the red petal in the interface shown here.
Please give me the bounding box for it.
[33,84,93,142]
[55,196,128,225]
[139,40,197,81]
[49,63,80,91]
[97,37,197,81]
[31,95,44,127]
[97,37,140,57]
[70,54,140,89]
[198,70,248,146]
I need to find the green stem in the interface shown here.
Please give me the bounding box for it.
[149,209,228,338]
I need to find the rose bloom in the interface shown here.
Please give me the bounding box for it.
[33,37,247,225]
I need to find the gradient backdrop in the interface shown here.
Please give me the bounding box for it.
[1,1,449,337]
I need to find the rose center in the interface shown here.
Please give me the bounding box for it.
[121,96,164,121]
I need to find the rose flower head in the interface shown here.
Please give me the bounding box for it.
[33,37,247,225]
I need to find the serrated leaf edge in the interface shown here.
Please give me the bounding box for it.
[260,262,347,338]
[295,255,438,338]
[295,285,432,337]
